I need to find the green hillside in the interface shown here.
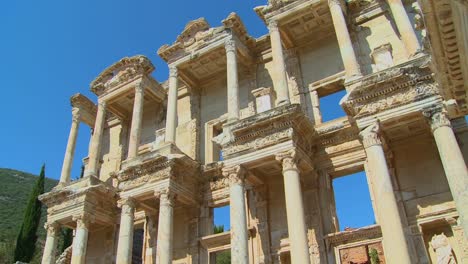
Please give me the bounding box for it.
[0,168,58,263]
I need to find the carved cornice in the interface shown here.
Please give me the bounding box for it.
[423,105,452,132]
[90,55,154,96]
[359,121,382,148]
[341,55,439,118]
[222,165,246,185]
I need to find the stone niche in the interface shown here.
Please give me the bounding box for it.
[371,43,394,71]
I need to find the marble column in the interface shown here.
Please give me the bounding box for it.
[222,165,249,264]
[165,66,178,143]
[424,108,468,240]
[268,20,290,105]
[276,150,311,264]
[225,38,240,122]
[71,215,91,264]
[41,222,60,264]
[359,122,412,264]
[387,0,421,56]
[85,101,107,177]
[128,84,145,159]
[328,0,361,80]
[60,108,81,184]
[156,190,175,264]
[116,198,136,264]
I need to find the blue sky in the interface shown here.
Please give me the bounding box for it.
[0,1,374,231]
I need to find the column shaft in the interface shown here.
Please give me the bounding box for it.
[165,66,178,143]
[116,199,136,264]
[60,109,80,184]
[41,222,59,264]
[156,192,175,264]
[276,151,311,264]
[427,110,468,240]
[128,85,145,158]
[268,21,290,105]
[224,165,249,264]
[71,216,90,264]
[86,101,106,177]
[225,39,240,122]
[387,0,421,56]
[328,0,361,79]
[360,123,412,264]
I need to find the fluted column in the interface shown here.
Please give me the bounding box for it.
[387,0,421,57]
[116,198,136,264]
[268,20,290,105]
[225,38,240,122]
[85,101,107,177]
[156,190,176,264]
[424,108,468,240]
[60,108,81,184]
[276,150,311,264]
[328,0,361,80]
[71,214,91,264]
[165,66,178,143]
[128,84,145,159]
[222,165,249,264]
[359,122,412,264]
[41,222,60,264]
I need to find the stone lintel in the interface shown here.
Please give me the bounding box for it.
[70,93,97,127]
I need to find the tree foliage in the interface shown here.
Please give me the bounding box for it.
[13,165,45,262]
[369,247,380,264]
[213,225,225,234]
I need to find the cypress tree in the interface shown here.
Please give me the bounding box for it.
[14,164,45,262]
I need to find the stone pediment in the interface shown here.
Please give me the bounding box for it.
[341,55,440,119]
[90,55,154,96]
[158,13,254,64]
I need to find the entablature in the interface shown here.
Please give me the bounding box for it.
[70,93,97,127]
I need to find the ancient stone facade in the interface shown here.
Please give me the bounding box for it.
[39,0,468,263]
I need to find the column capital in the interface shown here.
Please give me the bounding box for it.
[97,100,107,109]
[155,188,176,207]
[328,0,344,8]
[169,65,178,78]
[117,197,136,215]
[73,213,94,229]
[44,221,60,236]
[225,38,237,53]
[72,107,81,123]
[276,149,299,172]
[423,106,451,132]
[359,121,383,148]
[267,20,279,33]
[222,165,246,185]
[135,82,145,93]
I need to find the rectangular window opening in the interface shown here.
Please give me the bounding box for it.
[332,171,376,231]
[209,249,231,264]
[319,89,347,122]
[213,205,230,233]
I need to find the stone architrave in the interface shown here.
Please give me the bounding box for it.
[42,221,60,264]
[71,214,92,264]
[359,121,412,263]
[275,150,311,264]
[222,165,249,264]
[116,198,136,264]
[424,107,468,240]
[156,189,176,264]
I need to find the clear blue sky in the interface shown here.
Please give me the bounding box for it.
[0,1,373,232]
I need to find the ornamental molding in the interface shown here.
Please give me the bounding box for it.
[342,56,439,118]
[90,55,154,96]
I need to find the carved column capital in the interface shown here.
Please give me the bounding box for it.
[135,82,145,94]
[222,165,246,185]
[359,121,383,148]
[267,20,279,33]
[71,107,81,123]
[73,213,93,229]
[225,38,237,53]
[169,65,178,78]
[98,100,107,109]
[155,188,176,207]
[328,0,344,9]
[276,149,299,172]
[423,106,451,132]
[44,221,60,236]
[117,197,136,216]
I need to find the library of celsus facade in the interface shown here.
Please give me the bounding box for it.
[39,0,468,263]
